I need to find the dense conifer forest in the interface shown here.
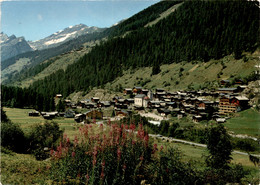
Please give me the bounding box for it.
[2,0,259,111]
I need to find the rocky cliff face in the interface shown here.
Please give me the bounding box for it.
[1,33,33,61]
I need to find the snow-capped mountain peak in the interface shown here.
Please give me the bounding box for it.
[28,24,103,50]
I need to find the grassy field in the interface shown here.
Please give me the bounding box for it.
[153,138,259,183]
[224,108,260,137]
[1,151,51,185]
[3,107,79,138]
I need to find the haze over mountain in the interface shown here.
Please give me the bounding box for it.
[0,33,33,61]
[28,24,104,50]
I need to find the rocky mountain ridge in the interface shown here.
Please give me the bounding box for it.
[0,33,33,61]
[28,24,104,50]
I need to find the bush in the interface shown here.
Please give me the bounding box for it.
[28,121,63,160]
[147,147,203,185]
[1,121,26,153]
[232,137,259,152]
[203,164,248,184]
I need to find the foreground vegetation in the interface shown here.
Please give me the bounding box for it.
[1,107,259,184]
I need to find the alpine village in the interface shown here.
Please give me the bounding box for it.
[1,1,260,184]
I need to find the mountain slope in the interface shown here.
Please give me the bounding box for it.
[27,0,258,98]
[5,40,100,87]
[0,33,33,61]
[105,50,259,92]
[1,29,104,76]
[29,24,104,50]
[2,1,182,85]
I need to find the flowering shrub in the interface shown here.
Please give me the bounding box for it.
[49,123,152,184]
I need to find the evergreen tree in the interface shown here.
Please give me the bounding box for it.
[206,124,233,169]
[151,61,161,76]
[56,99,65,112]
[1,108,9,123]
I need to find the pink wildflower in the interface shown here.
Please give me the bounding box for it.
[74,136,78,146]
[153,143,158,154]
[92,158,97,166]
[50,149,54,156]
[160,145,164,151]
[140,156,144,161]
[130,124,136,131]
[123,164,127,170]
[117,148,121,161]
[72,151,76,158]
[144,134,149,147]
[100,171,105,179]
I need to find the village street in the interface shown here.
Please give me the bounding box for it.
[139,112,169,121]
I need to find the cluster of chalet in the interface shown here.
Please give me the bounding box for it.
[29,80,250,123]
[124,85,249,123]
[28,109,103,123]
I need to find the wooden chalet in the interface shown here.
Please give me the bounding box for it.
[220,80,230,86]
[56,94,62,98]
[113,96,123,103]
[116,110,129,117]
[177,111,186,119]
[42,112,58,119]
[74,114,86,123]
[59,112,65,117]
[148,101,161,109]
[198,101,214,109]
[123,88,132,95]
[141,89,149,95]
[217,87,238,94]
[85,103,96,109]
[85,110,103,120]
[235,79,244,85]
[154,91,166,100]
[157,108,171,117]
[28,111,40,117]
[216,118,226,123]
[132,86,142,94]
[124,99,134,105]
[156,88,165,93]
[192,115,202,122]
[91,97,100,103]
[114,103,128,109]
[166,102,177,108]
[97,101,111,108]
[218,95,249,115]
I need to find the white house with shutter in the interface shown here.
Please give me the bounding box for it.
[134,94,146,107]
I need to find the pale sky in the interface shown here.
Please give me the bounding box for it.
[1,0,159,41]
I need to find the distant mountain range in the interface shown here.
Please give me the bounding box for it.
[28,24,104,50]
[0,33,33,61]
[0,24,104,61]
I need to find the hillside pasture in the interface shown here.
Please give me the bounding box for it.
[224,108,260,137]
